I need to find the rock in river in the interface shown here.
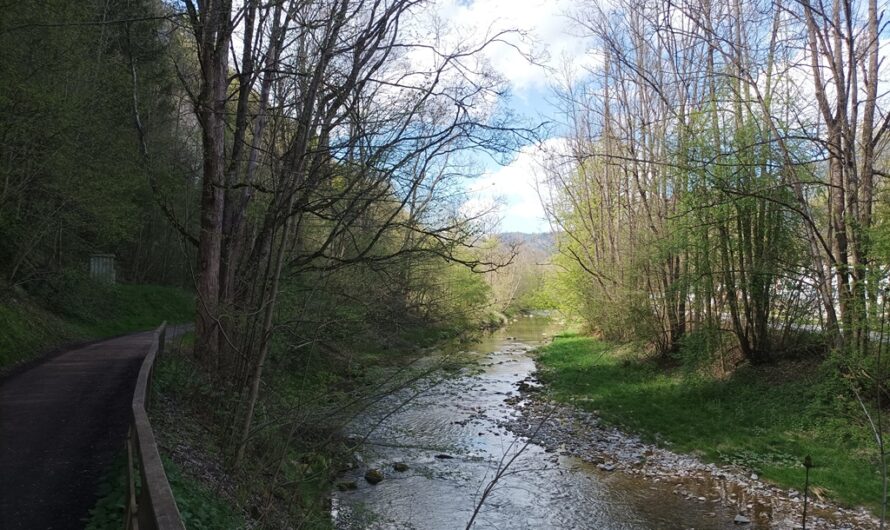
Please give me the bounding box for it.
[364,469,384,484]
[393,462,409,472]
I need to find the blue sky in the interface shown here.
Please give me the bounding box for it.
[425,0,597,234]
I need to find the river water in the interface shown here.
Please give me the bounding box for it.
[332,317,742,529]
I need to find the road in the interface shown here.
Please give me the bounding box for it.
[0,326,186,530]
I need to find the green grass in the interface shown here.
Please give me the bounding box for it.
[0,297,75,369]
[71,284,193,337]
[165,454,245,530]
[0,282,193,370]
[150,335,339,529]
[535,334,883,511]
[83,451,243,530]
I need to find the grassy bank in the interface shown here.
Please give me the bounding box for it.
[127,318,478,529]
[535,334,883,511]
[0,282,193,371]
[84,449,243,530]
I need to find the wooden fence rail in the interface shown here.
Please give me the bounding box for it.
[125,322,186,530]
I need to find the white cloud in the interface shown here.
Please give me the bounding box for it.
[465,137,569,233]
[416,0,598,93]
[398,0,599,234]
[419,1,596,233]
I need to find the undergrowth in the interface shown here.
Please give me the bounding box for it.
[83,452,243,529]
[140,311,483,529]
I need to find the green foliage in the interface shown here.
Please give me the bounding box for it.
[165,456,244,530]
[481,233,555,314]
[868,189,890,265]
[83,452,243,530]
[271,251,493,366]
[0,0,197,289]
[515,281,558,312]
[0,293,78,369]
[541,32,821,361]
[83,455,128,530]
[536,335,883,511]
[549,247,657,342]
[675,323,732,372]
[435,259,492,332]
[0,281,193,370]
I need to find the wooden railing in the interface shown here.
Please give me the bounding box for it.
[125,322,186,530]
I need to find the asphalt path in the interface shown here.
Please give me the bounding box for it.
[0,326,187,530]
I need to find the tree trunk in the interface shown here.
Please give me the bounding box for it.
[192,0,233,368]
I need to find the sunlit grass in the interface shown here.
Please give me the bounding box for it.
[0,283,193,370]
[536,334,882,511]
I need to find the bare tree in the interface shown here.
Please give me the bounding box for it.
[175,0,531,467]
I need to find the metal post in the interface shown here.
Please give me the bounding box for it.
[802,455,813,529]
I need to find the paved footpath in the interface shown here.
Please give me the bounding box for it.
[0,327,185,530]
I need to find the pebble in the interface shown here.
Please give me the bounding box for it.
[501,390,881,530]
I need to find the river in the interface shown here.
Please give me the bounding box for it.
[331,317,744,529]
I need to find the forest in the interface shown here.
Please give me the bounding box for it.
[533,0,890,524]
[2,0,890,528]
[541,0,889,363]
[0,0,536,526]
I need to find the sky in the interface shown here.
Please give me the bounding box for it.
[431,0,890,235]
[425,0,596,234]
[228,0,576,233]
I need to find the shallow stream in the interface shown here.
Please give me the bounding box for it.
[332,317,744,529]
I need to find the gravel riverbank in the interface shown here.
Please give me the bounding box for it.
[502,377,881,530]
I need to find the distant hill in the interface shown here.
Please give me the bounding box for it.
[496,232,557,255]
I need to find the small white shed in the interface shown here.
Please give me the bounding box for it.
[89,253,116,284]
